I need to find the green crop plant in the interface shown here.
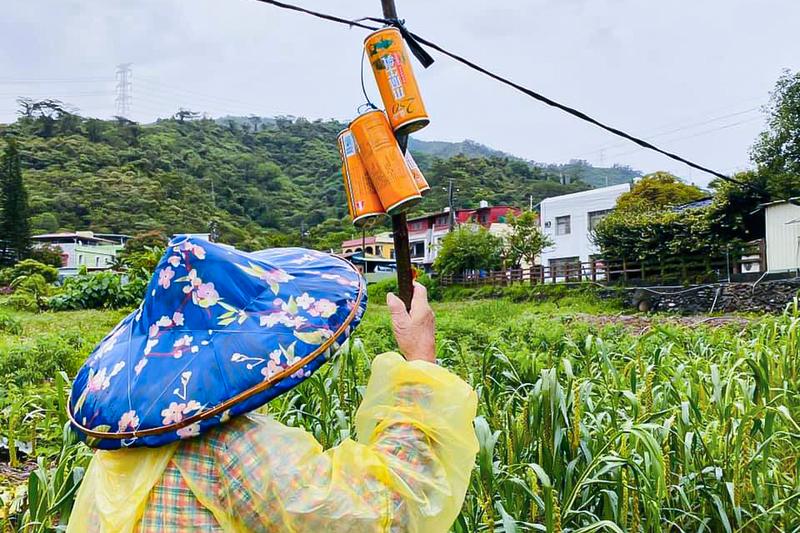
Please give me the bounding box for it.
[2,297,799,530]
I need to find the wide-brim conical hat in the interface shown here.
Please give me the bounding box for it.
[68,236,367,449]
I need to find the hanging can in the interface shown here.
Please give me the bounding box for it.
[349,109,421,214]
[403,151,429,193]
[337,129,385,226]
[364,27,429,136]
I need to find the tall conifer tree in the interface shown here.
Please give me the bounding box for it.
[0,139,31,261]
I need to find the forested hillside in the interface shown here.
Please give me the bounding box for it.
[0,104,632,249]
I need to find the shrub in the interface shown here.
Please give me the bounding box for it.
[9,273,53,312]
[0,310,22,334]
[48,270,146,311]
[2,259,59,284]
[366,273,439,304]
[0,332,86,386]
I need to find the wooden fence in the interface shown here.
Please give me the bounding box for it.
[439,242,766,287]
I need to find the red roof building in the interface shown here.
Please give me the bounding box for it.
[405,203,521,268]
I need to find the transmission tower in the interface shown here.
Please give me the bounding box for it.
[115,63,133,118]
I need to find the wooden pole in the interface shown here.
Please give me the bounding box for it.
[381,0,414,310]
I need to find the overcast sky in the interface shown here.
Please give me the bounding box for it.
[1,0,798,186]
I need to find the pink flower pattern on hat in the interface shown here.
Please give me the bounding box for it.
[70,237,366,449]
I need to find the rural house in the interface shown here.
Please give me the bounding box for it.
[406,202,519,270]
[539,183,630,273]
[340,232,397,280]
[32,231,129,276]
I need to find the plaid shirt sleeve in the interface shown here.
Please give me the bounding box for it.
[136,352,478,533]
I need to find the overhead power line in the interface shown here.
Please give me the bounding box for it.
[251,0,763,192]
[577,106,761,159]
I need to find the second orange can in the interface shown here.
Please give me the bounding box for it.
[349,110,421,214]
[337,129,385,226]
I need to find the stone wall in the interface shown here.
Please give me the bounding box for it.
[625,278,800,314]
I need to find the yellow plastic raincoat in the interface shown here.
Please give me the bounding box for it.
[67,352,478,532]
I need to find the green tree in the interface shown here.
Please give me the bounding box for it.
[0,139,31,262]
[29,244,65,268]
[708,71,800,241]
[752,70,800,177]
[433,227,504,276]
[306,218,357,252]
[615,171,705,213]
[505,211,553,267]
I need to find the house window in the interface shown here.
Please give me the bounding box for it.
[588,209,614,231]
[555,216,571,236]
[365,246,374,255]
[549,256,580,277]
[376,245,383,257]
[390,249,395,259]
[436,215,448,226]
[95,257,101,266]
[411,242,425,258]
[78,254,84,264]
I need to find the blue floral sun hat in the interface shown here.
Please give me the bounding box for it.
[68,236,367,449]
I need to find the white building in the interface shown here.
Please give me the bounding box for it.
[31,231,128,276]
[762,198,800,273]
[539,183,631,270]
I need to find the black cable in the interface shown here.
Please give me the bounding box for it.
[251,0,762,192]
[359,49,377,111]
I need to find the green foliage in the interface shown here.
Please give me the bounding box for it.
[412,155,590,217]
[118,230,167,257]
[707,71,800,243]
[48,270,146,311]
[9,273,52,312]
[367,276,398,304]
[305,218,358,251]
[3,296,800,529]
[434,227,505,276]
[366,273,440,303]
[594,173,741,268]
[28,244,64,269]
[0,331,87,387]
[0,139,31,263]
[593,207,739,268]
[0,310,22,334]
[2,108,606,251]
[505,210,553,267]
[14,425,91,532]
[752,69,800,177]
[615,171,705,213]
[3,259,59,284]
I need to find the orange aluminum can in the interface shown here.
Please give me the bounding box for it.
[350,110,421,214]
[364,27,429,136]
[337,129,385,226]
[404,151,429,193]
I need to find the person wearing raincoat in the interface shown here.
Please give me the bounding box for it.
[66,237,478,532]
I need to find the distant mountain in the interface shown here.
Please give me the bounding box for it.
[410,138,638,188]
[542,160,639,188]
[3,107,639,250]
[408,138,509,159]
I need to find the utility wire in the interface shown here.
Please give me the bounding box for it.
[251,0,764,193]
